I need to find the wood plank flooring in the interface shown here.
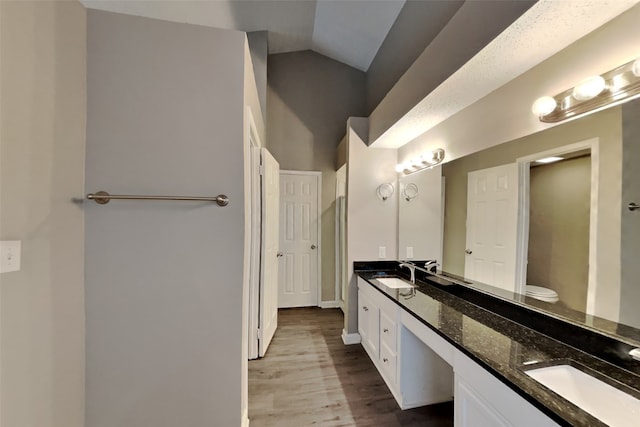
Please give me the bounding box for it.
[248,307,454,426]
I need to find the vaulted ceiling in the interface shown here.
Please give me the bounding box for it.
[80,0,408,71]
[80,0,640,148]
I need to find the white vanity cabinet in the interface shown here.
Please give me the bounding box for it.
[357,277,560,426]
[358,279,399,396]
[357,278,453,409]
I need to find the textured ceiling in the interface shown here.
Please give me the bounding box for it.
[80,0,406,71]
[371,0,640,148]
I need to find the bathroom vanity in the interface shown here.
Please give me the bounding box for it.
[355,261,640,427]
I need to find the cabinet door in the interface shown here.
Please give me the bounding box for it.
[454,352,558,427]
[357,289,369,347]
[455,378,510,427]
[358,289,379,358]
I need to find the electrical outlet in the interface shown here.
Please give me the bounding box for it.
[406,246,414,259]
[378,246,386,259]
[1,240,21,273]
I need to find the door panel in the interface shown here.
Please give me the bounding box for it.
[279,172,320,308]
[465,164,519,292]
[258,148,279,357]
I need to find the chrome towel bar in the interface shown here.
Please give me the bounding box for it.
[86,191,229,206]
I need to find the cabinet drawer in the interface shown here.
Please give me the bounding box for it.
[380,343,397,384]
[380,310,397,352]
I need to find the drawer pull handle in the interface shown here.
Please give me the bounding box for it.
[383,358,388,363]
[363,306,368,311]
[383,328,389,333]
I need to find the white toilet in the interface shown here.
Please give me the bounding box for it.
[526,285,559,303]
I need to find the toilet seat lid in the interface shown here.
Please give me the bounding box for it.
[526,285,558,297]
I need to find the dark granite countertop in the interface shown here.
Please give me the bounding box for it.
[355,262,640,427]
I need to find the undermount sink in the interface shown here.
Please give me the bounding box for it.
[525,364,640,426]
[376,277,415,289]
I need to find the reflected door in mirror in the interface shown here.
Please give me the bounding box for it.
[465,164,519,292]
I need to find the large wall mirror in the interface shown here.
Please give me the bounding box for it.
[398,98,640,342]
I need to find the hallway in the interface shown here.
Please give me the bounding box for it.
[248,308,454,426]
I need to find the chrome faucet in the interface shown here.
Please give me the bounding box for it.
[424,260,439,273]
[399,262,416,284]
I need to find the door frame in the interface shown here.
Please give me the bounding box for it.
[515,138,599,310]
[280,170,323,307]
[248,109,262,360]
[335,164,347,311]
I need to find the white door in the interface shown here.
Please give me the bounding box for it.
[279,171,320,308]
[258,148,280,357]
[465,164,519,292]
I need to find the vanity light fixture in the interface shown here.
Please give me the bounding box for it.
[376,183,395,201]
[395,148,445,175]
[532,57,640,123]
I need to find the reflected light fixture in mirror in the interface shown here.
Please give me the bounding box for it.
[396,148,445,175]
[376,183,394,201]
[535,156,563,164]
[532,57,640,123]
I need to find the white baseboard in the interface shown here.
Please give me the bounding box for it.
[341,329,361,345]
[319,300,340,309]
[241,406,250,427]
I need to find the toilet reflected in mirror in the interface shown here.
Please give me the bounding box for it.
[526,285,560,304]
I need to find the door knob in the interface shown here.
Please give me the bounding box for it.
[311,244,317,250]
[629,202,640,212]
[465,249,473,255]
[277,252,283,257]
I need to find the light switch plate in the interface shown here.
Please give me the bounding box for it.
[1,240,21,273]
[406,246,414,259]
[378,246,386,259]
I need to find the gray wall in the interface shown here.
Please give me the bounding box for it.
[86,11,247,427]
[0,2,86,426]
[620,99,640,327]
[365,0,463,114]
[267,50,366,302]
[528,156,590,313]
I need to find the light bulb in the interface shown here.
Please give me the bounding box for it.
[395,164,405,173]
[531,96,557,116]
[421,151,435,164]
[633,59,640,77]
[572,75,606,101]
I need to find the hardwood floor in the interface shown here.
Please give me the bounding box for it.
[248,307,454,426]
